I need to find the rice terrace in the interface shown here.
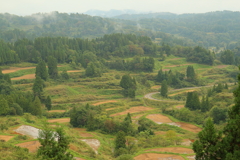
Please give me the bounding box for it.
[0,10,239,160]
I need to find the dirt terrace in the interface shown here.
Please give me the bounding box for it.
[11,74,35,80]
[0,135,14,142]
[16,141,41,153]
[134,153,185,160]
[81,139,100,154]
[74,128,94,137]
[2,67,35,74]
[48,118,70,123]
[146,147,194,154]
[48,110,66,113]
[110,106,154,117]
[92,100,118,106]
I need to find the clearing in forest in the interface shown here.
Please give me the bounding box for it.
[92,100,118,106]
[146,114,173,124]
[48,118,70,123]
[15,141,41,153]
[0,135,14,142]
[81,139,100,154]
[2,67,35,74]
[146,147,194,154]
[134,153,185,160]
[48,110,66,113]
[74,128,94,137]
[110,106,154,117]
[11,74,35,80]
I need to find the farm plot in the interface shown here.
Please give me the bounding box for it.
[14,125,40,139]
[146,147,194,154]
[134,153,185,160]
[0,135,14,142]
[74,128,94,137]
[15,141,41,153]
[146,114,173,124]
[2,67,35,74]
[81,139,100,154]
[48,110,66,113]
[48,118,70,123]
[110,106,154,117]
[11,74,35,80]
[92,100,118,106]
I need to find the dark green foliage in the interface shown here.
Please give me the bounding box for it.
[120,75,137,98]
[11,103,23,115]
[201,96,210,112]
[47,56,58,79]
[38,125,73,160]
[45,96,52,111]
[185,92,201,110]
[220,50,235,65]
[36,60,48,81]
[3,74,11,84]
[210,107,227,124]
[61,70,69,80]
[85,62,102,77]
[32,76,43,98]
[186,65,196,81]
[31,96,42,116]
[160,80,168,97]
[0,98,9,115]
[193,118,222,160]
[115,131,127,157]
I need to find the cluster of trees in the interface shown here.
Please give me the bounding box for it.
[108,57,155,72]
[185,92,210,112]
[120,75,137,98]
[193,72,240,159]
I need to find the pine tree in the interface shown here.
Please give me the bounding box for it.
[32,76,43,98]
[0,98,9,115]
[193,118,222,160]
[31,96,42,116]
[45,96,52,111]
[61,70,69,80]
[160,80,168,97]
[47,56,58,79]
[186,65,196,81]
[36,60,48,81]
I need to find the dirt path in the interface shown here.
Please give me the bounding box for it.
[134,153,185,160]
[146,147,194,154]
[110,106,154,117]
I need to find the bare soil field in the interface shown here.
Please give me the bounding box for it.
[146,147,194,154]
[48,110,66,113]
[146,114,173,124]
[74,128,94,137]
[14,125,40,139]
[110,106,154,117]
[0,135,14,142]
[151,85,161,89]
[169,90,195,97]
[134,153,185,160]
[2,67,35,74]
[92,100,118,106]
[15,141,41,153]
[81,139,100,154]
[11,74,35,80]
[175,122,202,133]
[214,65,228,69]
[48,118,70,123]
[175,105,185,109]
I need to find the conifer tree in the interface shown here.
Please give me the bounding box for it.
[32,76,43,98]
[36,60,48,81]
[115,131,127,157]
[0,98,9,115]
[31,96,42,116]
[160,80,168,97]
[45,96,52,111]
[47,56,58,79]
[186,65,196,81]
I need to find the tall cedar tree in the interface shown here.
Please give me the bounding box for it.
[31,96,42,116]
[160,80,168,97]
[45,96,52,111]
[120,75,136,98]
[186,65,196,81]
[193,118,222,159]
[220,70,240,159]
[115,131,127,157]
[0,98,9,115]
[32,76,43,98]
[36,60,48,80]
[47,56,58,79]
[185,92,201,110]
[38,125,73,160]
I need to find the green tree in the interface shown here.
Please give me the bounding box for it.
[115,131,127,157]
[47,56,58,79]
[32,76,43,98]
[61,70,69,80]
[193,118,222,160]
[36,60,48,81]
[31,96,42,116]
[0,98,9,115]
[160,80,168,97]
[186,65,196,81]
[120,75,136,98]
[45,96,52,111]
[38,125,73,160]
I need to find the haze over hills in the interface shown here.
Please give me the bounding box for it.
[84,9,143,17]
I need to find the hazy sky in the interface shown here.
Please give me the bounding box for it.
[1,0,240,15]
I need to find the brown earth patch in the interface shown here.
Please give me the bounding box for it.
[15,141,41,153]
[154,131,167,135]
[132,114,144,119]
[146,114,173,124]
[75,157,86,160]
[165,63,192,68]
[110,106,154,117]
[175,122,202,133]
[11,74,35,80]
[151,85,161,89]
[146,147,194,154]
[74,128,94,137]
[48,118,70,123]
[92,100,118,106]
[48,110,66,113]
[81,139,100,154]
[169,90,195,97]
[0,135,14,142]
[2,67,35,74]
[175,105,185,109]
[162,69,170,71]
[214,65,228,69]
[134,153,185,160]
